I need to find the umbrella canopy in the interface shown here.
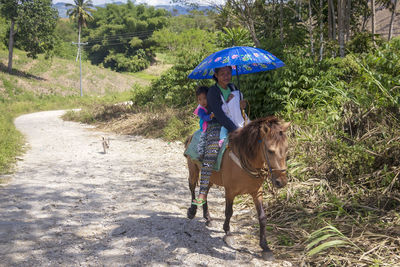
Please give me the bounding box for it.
[188,46,285,80]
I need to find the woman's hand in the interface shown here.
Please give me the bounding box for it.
[210,112,215,119]
[240,100,247,110]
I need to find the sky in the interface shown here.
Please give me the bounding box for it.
[52,0,222,6]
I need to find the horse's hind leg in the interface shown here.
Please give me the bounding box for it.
[187,159,199,219]
[252,193,274,261]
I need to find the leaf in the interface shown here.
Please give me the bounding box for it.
[305,234,335,250]
[307,240,349,256]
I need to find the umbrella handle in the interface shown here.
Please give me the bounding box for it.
[241,100,250,126]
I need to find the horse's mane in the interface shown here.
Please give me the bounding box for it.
[229,116,286,161]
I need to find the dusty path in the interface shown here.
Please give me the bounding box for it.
[0,110,291,266]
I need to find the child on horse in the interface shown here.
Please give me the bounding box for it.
[193,86,214,160]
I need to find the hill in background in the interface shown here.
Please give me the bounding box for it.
[53,2,212,18]
[0,49,153,97]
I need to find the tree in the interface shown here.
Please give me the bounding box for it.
[280,0,284,43]
[66,0,94,96]
[221,0,261,47]
[379,0,399,41]
[0,0,57,73]
[371,0,376,43]
[388,0,398,41]
[84,2,168,72]
[0,0,18,73]
[217,26,254,47]
[308,0,314,57]
[319,0,324,61]
[66,0,94,59]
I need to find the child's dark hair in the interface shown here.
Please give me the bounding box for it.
[196,86,209,96]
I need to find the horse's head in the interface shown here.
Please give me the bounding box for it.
[229,116,290,189]
[259,117,290,188]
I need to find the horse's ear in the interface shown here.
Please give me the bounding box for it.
[281,122,291,132]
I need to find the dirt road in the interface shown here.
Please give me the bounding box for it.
[0,110,291,266]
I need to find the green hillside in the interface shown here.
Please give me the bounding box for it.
[0,49,152,97]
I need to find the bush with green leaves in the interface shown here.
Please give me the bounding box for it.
[104,48,150,72]
[84,2,168,72]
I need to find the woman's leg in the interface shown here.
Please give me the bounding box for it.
[197,131,206,160]
[197,123,221,201]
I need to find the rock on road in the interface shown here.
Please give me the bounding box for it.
[0,110,292,267]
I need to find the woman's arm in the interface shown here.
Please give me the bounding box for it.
[207,85,237,132]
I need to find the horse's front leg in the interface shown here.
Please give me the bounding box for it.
[202,183,214,226]
[222,194,235,247]
[252,193,274,261]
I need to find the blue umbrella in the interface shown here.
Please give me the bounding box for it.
[188,46,285,80]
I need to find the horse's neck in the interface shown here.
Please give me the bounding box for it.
[230,139,265,169]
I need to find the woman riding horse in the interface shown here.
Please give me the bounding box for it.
[192,66,247,206]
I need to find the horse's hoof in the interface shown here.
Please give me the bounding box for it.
[205,220,216,228]
[223,234,236,247]
[187,207,196,219]
[262,251,275,261]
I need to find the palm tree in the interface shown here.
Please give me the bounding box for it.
[66,0,94,96]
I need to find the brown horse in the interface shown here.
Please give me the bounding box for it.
[184,116,290,260]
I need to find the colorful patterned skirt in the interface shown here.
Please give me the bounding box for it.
[199,122,221,195]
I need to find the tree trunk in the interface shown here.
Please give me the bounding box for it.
[328,0,332,40]
[388,0,398,41]
[319,0,324,61]
[338,0,345,57]
[330,0,336,41]
[247,18,260,47]
[280,0,284,43]
[371,0,376,43]
[308,0,314,58]
[298,0,302,21]
[345,0,351,42]
[7,19,15,73]
[362,1,369,31]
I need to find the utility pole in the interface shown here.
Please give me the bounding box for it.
[72,41,88,97]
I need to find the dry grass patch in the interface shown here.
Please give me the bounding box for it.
[227,176,400,266]
[95,108,172,138]
[64,103,197,141]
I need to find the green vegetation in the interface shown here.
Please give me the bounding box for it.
[0,0,399,265]
[83,1,168,72]
[0,0,58,72]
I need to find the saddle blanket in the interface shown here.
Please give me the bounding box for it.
[184,130,228,171]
